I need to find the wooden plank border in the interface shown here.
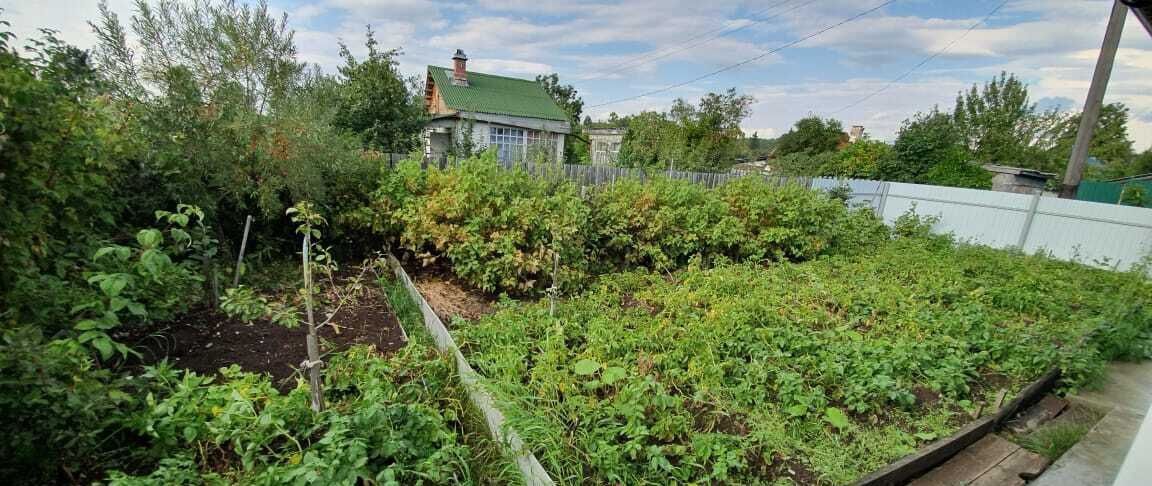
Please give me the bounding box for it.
[386,254,554,486]
[854,367,1062,486]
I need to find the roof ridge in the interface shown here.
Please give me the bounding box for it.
[427,65,543,84]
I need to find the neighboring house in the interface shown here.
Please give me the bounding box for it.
[423,50,571,164]
[730,157,774,174]
[586,127,625,165]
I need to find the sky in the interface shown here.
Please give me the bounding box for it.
[5,0,1152,149]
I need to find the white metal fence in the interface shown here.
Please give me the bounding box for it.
[812,178,1152,271]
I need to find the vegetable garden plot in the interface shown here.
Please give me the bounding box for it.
[20,276,518,485]
[455,237,1152,484]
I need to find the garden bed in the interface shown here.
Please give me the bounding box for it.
[125,287,408,389]
[452,237,1152,484]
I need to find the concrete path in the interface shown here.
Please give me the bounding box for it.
[1032,361,1152,486]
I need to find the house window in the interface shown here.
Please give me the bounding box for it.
[489,127,525,162]
[526,130,556,162]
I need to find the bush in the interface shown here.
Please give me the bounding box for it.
[0,31,124,321]
[0,327,142,484]
[366,155,889,294]
[108,346,478,484]
[396,152,589,293]
[588,178,736,271]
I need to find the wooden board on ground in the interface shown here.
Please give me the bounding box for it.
[910,435,1018,485]
[970,448,1050,486]
[910,435,1049,486]
[1006,395,1069,434]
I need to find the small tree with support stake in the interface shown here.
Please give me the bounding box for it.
[287,202,327,412]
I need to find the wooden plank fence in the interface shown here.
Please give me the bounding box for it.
[400,155,814,189]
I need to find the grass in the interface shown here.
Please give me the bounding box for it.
[1015,405,1106,461]
[379,276,522,485]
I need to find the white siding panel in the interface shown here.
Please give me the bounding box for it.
[881,183,1033,249]
[1024,197,1152,269]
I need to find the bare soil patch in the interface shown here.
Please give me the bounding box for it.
[127,289,407,390]
[390,252,497,324]
[414,277,495,323]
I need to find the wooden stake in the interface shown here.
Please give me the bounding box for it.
[232,215,253,287]
[549,250,559,318]
[302,233,324,412]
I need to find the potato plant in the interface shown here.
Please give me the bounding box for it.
[457,236,1152,484]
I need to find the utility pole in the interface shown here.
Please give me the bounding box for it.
[1060,0,1127,199]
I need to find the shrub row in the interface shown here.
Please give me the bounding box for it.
[357,152,888,294]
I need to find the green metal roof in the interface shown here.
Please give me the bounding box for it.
[428,66,569,122]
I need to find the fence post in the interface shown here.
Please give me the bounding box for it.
[1017,192,1042,250]
[876,182,891,219]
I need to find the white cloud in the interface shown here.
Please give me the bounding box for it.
[469,58,553,76]
[3,0,136,51]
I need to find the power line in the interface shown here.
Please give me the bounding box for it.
[580,0,803,81]
[588,0,897,109]
[826,0,1009,116]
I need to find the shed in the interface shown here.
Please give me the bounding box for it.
[983,164,1057,195]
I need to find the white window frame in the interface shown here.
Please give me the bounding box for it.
[489,126,525,162]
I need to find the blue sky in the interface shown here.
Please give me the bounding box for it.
[7,0,1152,148]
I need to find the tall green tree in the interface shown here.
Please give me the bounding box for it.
[1051,102,1136,179]
[952,72,1061,168]
[332,27,425,152]
[536,72,583,123]
[617,89,753,171]
[774,116,844,157]
[92,0,303,112]
[882,108,988,188]
[90,0,377,237]
[536,73,586,164]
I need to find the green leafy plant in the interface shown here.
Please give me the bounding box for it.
[458,236,1151,483]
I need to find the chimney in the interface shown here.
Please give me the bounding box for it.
[452,49,468,86]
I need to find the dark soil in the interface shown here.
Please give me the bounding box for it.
[126,289,408,390]
[912,385,942,408]
[746,450,819,485]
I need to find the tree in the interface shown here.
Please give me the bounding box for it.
[952,72,1062,168]
[617,89,754,171]
[332,27,425,152]
[882,108,983,187]
[1052,103,1136,179]
[92,0,303,112]
[749,132,762,150]
[824,139,891,179]
[89,0,378,239]
[774,116,844,157]
[618,112,680,169]
[536,73,583,123]
[536,73,586,164]
[676,89,755,171]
